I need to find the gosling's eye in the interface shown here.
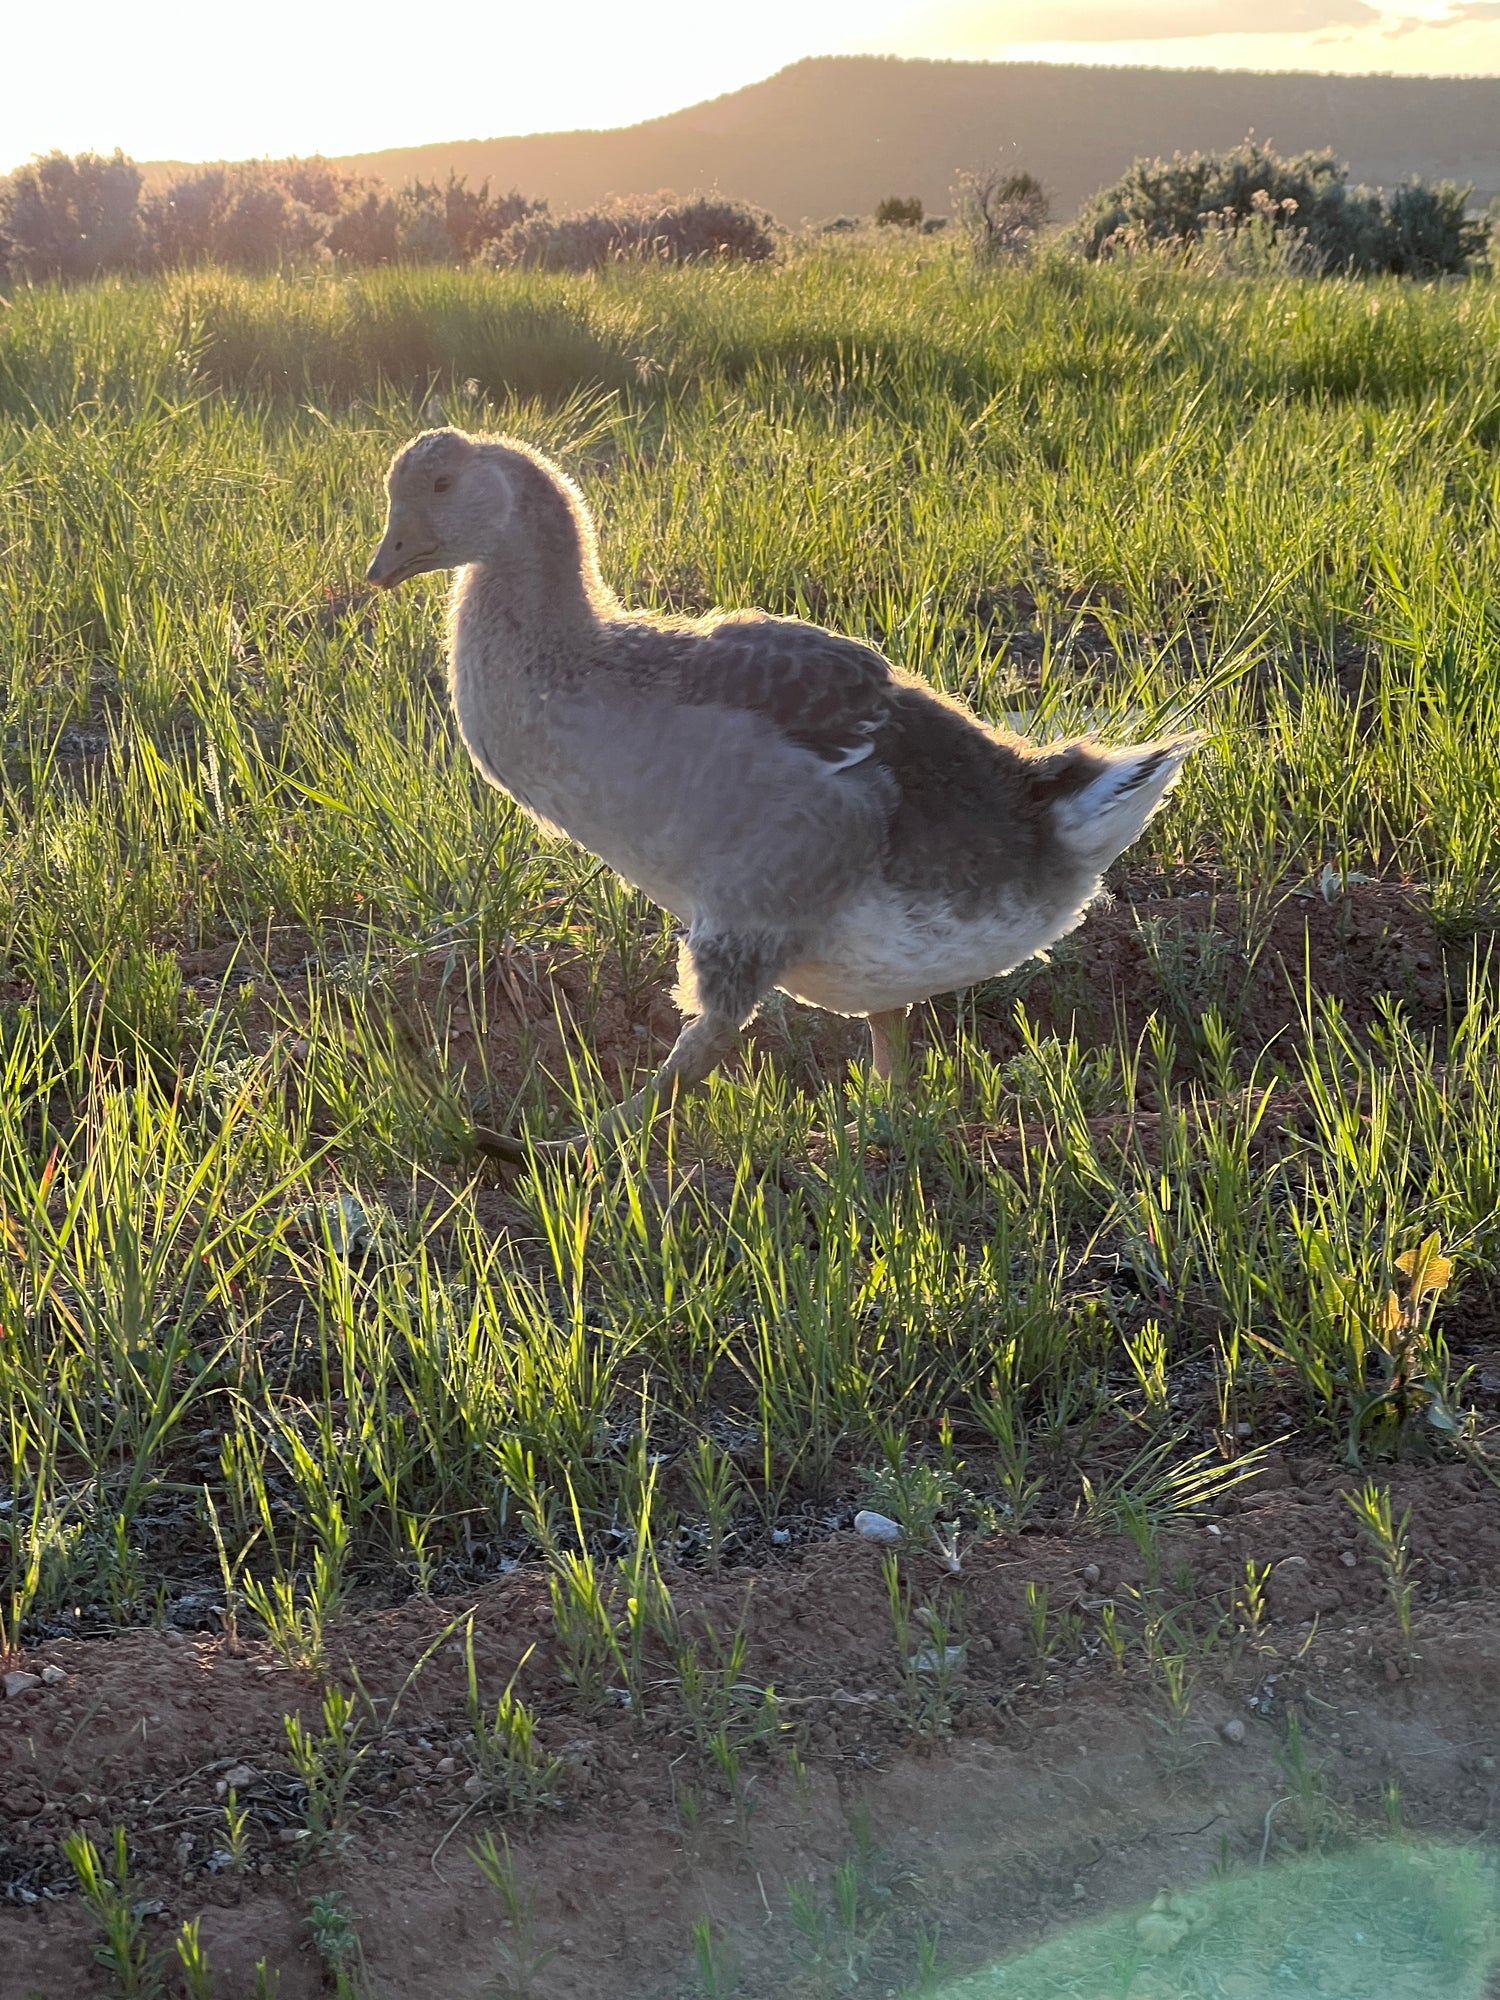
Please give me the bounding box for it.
[433,476,452,494]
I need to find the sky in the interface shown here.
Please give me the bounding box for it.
[5,0,1500,170]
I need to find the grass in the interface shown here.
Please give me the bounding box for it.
[0,235,1498,1670]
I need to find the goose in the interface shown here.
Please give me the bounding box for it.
[367,429,1195,1158]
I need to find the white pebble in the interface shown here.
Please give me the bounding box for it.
[908,1644,966,1676]
[854,1510,901,1544]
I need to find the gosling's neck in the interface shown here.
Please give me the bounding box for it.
[452,456,620,672]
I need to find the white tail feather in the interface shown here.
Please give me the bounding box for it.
[1051,738,1198,870]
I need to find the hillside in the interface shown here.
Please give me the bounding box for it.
[284,56,1500,219]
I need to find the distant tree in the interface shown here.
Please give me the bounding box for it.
[874,195,923,228]
[0,150,142,279]
[954,168,1049,262]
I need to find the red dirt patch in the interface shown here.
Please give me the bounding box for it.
[5,1460,1499,1998]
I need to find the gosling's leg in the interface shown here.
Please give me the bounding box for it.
[867,1007,911,1091]
[473,929,785,1164]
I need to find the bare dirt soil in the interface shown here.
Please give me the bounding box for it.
[165,877,1491,1167]
[6,1459,1500,1998]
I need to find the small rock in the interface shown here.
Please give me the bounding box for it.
[2,1671,41,1699]
[1081,1563,1101,1587]
[1339,1549,1359,1568]
[40,1665,65,1686]
[436,1756,457,1775]
[908,1644,966,1676]
[853,1510,901,1545]
[1220,1718,1246,1745]
[277,1827,309,1846]
[1071,1880,1086,1901]
[463,1774,488,1799]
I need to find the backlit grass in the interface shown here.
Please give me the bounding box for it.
[1,237,1497,1653]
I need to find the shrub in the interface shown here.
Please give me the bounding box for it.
[143,159,365,271]
[1381,179,1489,278]
[0,150,143,279]
[1072,139,1486,276]
[954,168,1049,263]
[3,151,545,279]
[325,177,542,266]
[486,193,776,272]
[874,195,924,229]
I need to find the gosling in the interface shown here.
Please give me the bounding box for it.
[367,430,1196,1157]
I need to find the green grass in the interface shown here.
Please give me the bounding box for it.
[1,237,1498,1653]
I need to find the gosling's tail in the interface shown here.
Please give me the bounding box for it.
[1040,736,1200,874]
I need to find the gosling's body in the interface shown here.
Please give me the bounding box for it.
[369,430,1196,1149]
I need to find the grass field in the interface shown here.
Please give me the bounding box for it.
[2,238,1500,1994]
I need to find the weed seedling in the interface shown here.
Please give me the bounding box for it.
[970,1394,1044,1528]
[306,1893,366,2000]
[691,1916,740,1997]
[1277,1711,1346,1852]
[790,1843,889,1989]
[1148,1641,1199,1772]
[1123,1317,1170,1419]
[1343,1481,1417,1649]
[685,1437,742,1568]
[1234,1558,1272,1653]
[283,1684,368,1852]
[470,1830,558,1998]
[548,1550,619,1712]
[175,1918,216,2000]
[1097,1599,1129,1673]
[220,1786,250,1872]
[906,1924,954,1995]
[464,1630,563,1815]
[884,1554,962,1738]
[62,1825,161,2000]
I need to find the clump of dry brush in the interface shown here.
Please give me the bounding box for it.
[482,191,778,272]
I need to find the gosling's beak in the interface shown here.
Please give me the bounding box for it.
[366,512,443,587]
[367,535,419,589]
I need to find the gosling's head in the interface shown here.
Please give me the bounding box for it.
[367,428,521,588]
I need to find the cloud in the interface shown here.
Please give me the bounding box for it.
[931,0,1380,39]
[1373,0,1500,34]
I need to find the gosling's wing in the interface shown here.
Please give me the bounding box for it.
[682,613,897,771]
